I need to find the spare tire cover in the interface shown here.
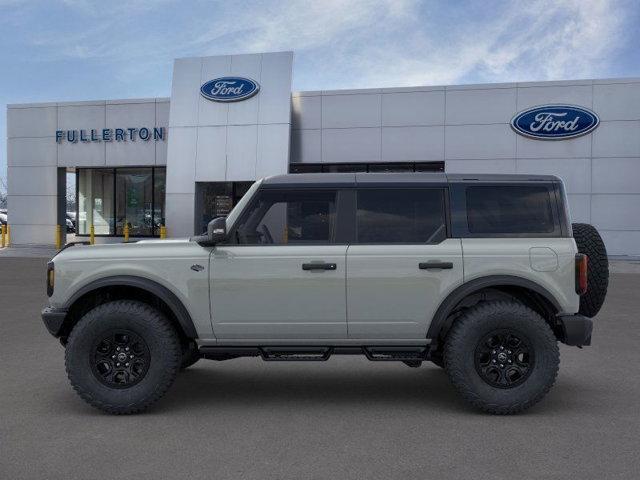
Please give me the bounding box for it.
[572,223,609,317]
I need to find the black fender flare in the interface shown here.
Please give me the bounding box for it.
[426,275,561,341]
[64,275,198,338]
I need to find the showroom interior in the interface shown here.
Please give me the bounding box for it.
[5,51,640,255]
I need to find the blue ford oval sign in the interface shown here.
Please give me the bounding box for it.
[511,105,599,140]
[200,77,260,102]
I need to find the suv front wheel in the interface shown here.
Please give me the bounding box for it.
[444,301,559,414]
[65,300,181,414]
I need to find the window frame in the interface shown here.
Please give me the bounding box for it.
[224,187,349,246]
[75,166,166,238]
[353,186,450,245]
[449,182,566,238]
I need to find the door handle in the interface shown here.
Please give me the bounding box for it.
[302,262,337,271]
[419,261,453,270]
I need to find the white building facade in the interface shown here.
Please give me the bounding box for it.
[6,51,640,255]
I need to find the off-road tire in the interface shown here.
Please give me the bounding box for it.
[444,301,559,414]
[180,341,201,370]
[572,223,609,318]
[65,300,181,414]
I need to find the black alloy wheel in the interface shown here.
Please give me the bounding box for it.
[474,330,533,388]
[91,330,150,388]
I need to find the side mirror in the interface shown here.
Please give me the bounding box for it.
[207,216,227,244]
[193,216,227,246]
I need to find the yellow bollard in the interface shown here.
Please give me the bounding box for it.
[90,224,95,245]
[1,224,6,248]
[123,223,129,243]
[160,225,166,239]
[55,225,62,250]
[6,225,9,246]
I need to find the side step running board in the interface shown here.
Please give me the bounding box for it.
[199,346,430,362]
[261,347,333,361]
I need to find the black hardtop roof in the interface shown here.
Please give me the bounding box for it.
[262,172,561,187]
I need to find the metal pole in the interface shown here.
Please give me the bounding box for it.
[55,225,62,250]
[1,224,5,248]
[124,223,129,243]
[90,224,95,245]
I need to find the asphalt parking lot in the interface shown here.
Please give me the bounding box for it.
[1,256,639,479]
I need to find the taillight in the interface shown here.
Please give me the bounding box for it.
[47,261,55,297]
[575,254,588,295]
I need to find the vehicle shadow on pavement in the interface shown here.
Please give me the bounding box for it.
[146,361,581,416]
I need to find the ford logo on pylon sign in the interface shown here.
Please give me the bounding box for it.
[200,77,260,102]
[511,105,599,140]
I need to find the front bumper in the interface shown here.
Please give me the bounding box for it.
[41,307,68,337]
[557,314,593,346]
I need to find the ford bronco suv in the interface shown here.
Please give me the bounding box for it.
[42,173,608,415]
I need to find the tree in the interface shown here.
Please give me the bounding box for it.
[0,176,7,209]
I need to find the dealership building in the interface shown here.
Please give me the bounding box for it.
[6,51,640,255]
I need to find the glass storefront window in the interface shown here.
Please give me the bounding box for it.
[115,169,153,236]
[77,167,165,237]
[77,169,114,235]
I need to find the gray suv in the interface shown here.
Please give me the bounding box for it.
[42,173,608,414]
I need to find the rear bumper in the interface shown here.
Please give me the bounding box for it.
[557,314,593,346]
[41,307,68,337]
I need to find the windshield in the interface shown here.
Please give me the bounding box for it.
[225,179,262,231]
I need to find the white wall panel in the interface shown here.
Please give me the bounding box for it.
[292,95,321,130]
[591,195,640,230]
[445,124,515,159]
[381,126,444,161]
[516,85,592,110]
[198,55,231,126]
[291,129,321,164]
[593,82,640,121]
[7,137,57,167]
[226,125,257,180]
[592,157,640,193]
[516,158,591,194]
[322,94,381,128]
[445,159,516,174]
[592,121,640,157]
[165,193,195,237]
[259,51,294,124]
[7,106,57,138]
[322,128,381,163]
[446,88,516,125]
[7,194,57,224]
[5,224,57,245]
[57,141,105,167]
[381,91,444,126]
[567,194,591,223]
[7,166,58,196]
[516,134,591,159]
[195,126,227,181]
[166,128,196,194]
[227,54,261,126]
[600,231,640,256]
[169,57,202,127]
[155,101,170,165]
[256,124,290,178]
[58,104,105,132]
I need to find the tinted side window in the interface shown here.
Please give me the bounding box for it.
[233,189,337,245]
[356,189,446,243]
[466,186,555,234]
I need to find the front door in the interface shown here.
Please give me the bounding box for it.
[210,188,347,340]
[346,187,464,339]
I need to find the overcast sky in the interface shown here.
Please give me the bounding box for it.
[1,0,639,188]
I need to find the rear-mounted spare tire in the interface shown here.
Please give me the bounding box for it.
[572,223,609,317]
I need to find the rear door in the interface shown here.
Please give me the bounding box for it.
[346,187,463,339]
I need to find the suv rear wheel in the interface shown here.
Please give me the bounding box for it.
[444,301,559,414]
[65,300,181,414]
